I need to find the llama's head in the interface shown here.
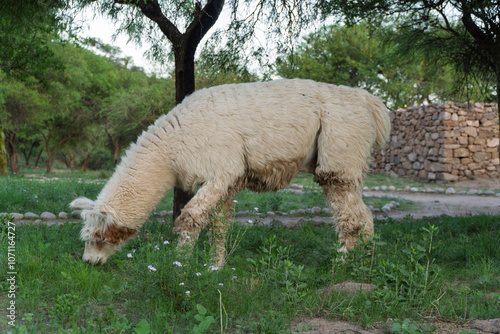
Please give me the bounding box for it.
[70,197,137,265]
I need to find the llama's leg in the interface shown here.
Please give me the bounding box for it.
[208,192,235,268]
[317,172,373,253]
[173,181,229,248]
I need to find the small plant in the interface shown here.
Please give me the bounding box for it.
[193,304,216,334]
[390,319,423,333]
[49,292,81,328]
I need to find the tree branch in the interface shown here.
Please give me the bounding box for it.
[113,0,182,45]
[184,0,225,55]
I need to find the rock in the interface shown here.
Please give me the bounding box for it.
[296,209,306,215]
[410,187,419,192]
[381,204,392,212]
[483,191,496,196]
[322,208,331,215]
[41,212,57,219]
[71,210,82,217]
[388,186,396,191]
[11,213,24,220]
[380,185,388,191]
[371,186,380,191]
[305,209,313,214]
[289,210,296,215]
[467,189,478,195]
[445,188,456,194]
[469,318,500,334]
[435,188,445,193]
[24,212,39,219]
[267,211,275,216]
[58,212,69,219]
[363,186,369,191]
[404,185,411,192]
[311,206,322,214]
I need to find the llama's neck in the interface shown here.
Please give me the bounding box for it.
[97,125,177,229]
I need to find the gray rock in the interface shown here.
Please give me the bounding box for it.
[404,186,411,192]
[483,191,496,196]
[41,212,56,220]
[445,188,456,194]
[363,186,369,191]
[477,190,483,195]
[58,212,69,219]
[435,188,445,193]
[267,211,275,216]
[388,186,396,191]
[469,318,500,334]
[311,206,322,214]
[305,209,313,214]
[410,187,419,192]
[496,193,500,197]
[371,186,380,191]
[71,210,82,217]
[289,210,296,215]
[11,213,24,220]
[380,185,388,191]
[467,189,478,195]
[381,204,392,212]
[322,208,331,215]
[24,212,39,219]
[296,209,306,215]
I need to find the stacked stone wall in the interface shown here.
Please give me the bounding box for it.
[371,102,499,181]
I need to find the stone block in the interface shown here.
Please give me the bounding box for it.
[464,127,478,137]
[454,148,469,157]
[436,173,459,181]
[487,138,499,147]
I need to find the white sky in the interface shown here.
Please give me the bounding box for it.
[76,8,234,76]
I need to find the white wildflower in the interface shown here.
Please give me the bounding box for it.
[179,282,185,286]
[154,245,160,250]
[147,265,157,272]
[163,240,170,245]
[173,261,183,267]
[127,253,133,258]
[186,291,190,295]
[218,283,223,286]
[196,272,202,276]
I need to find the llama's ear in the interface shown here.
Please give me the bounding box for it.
[70,197,95,210]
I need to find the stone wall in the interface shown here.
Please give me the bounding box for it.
[371,102,499,181]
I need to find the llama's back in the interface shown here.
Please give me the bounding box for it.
[153,79,389,190]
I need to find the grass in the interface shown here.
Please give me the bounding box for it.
[0,172,409,215]
[1,167,499,332]
[1,213,499,333]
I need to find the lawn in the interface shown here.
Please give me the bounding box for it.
[0,170,499,333]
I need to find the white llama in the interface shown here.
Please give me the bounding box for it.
[71,79,390,266]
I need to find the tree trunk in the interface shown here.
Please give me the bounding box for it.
[5,130,21,175]
[35,149,42,167]
[82,154,91,172]
[68,150,75,172]
[113,141,120,166]
[172,49,196,220]
[0,126,7,176]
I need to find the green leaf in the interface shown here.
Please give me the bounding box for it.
[134,319,151,334]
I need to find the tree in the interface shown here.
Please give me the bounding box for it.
[0,0,68,83]
[325,1,499,115]
[276,23,478,109]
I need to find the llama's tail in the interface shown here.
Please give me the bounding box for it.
[365,93,391,148]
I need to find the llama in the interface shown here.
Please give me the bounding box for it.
[71,79,390,266]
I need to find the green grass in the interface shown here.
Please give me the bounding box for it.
[1,213,499,333]
[0,173,406,215]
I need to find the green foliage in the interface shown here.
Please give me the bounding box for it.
[276,22,473,108]
[193,304,216,333]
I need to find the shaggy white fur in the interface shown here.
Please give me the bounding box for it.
[71,79,390,266]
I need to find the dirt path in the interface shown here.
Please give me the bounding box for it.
[368,191,500,219]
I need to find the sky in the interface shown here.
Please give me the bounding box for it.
[76,7,234,77]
